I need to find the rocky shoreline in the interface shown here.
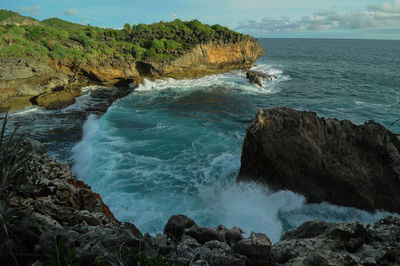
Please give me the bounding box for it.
[2,108,400,265]
[0,39,263,112]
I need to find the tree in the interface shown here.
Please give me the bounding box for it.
[123,23,131,36]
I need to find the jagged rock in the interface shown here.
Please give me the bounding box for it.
[5,139,400,266]
[246,70,276,87]
[233,232,272,266]
[164,214,197,241]
[35,225,141,264]
[184,225,226,244]
[0,58,76,112]
[218,225,245,247]
[2,139,143,265]
[272,216,400,265]
[123,221,143,239]
[237,107,400,213]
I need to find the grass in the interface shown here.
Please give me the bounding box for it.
[0,113,25,265]
[0,9,39,25]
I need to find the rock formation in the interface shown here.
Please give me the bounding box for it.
[237,107,400,213]
[246,70,276,87]
[272,215,400,265]
[146,40,264,79]
[0,39,263,112]
[2,139,400,265]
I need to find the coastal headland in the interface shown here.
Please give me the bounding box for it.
[0,10,263,112]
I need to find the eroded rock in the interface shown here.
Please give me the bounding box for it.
[246,70,276,87]
[237,107,400,213]
[272,216,400,265]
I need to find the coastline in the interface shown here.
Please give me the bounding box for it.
[1,12,400,265]
[0,39,264,113]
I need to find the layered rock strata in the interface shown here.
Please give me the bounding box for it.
[0,39,263,112]
[237,106,400,213]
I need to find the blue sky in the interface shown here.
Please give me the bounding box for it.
[2,0,400,39]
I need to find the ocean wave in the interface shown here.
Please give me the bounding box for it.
[10,105,45,116]
[71,115,392,243]
[135,64,289,96]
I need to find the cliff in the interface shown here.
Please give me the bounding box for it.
[0,13,264,112]
[2,139,399,265]
[237,107,400,213]
[144,40,264,79]
[0,39,263,112]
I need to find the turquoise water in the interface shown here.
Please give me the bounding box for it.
[71,39,400,242]
[10,39,400,242]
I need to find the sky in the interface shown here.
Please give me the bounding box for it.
[2,0,400,40]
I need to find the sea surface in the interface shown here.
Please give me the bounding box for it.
[8,39,400,242]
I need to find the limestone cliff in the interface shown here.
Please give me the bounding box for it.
[143,39,264,78]
[0,39,263,112]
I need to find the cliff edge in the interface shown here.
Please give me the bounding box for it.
[0,14,264,112]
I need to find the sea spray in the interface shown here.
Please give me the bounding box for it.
[71,65,393,243]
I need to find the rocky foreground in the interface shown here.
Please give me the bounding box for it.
[2,136,400,265]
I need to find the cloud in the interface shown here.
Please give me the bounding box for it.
[63,8,78,16]
[237,0,400,35]
[20,6,42,16]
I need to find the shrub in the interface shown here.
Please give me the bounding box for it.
[132,44,146,60]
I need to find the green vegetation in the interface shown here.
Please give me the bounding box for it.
[44,236,80,266]
[0,10,20,22]
[0,9,39,25]
[42,17,86,30]
[0,10,249,65]
[0,113,25,265]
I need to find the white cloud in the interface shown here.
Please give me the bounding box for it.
[237,0,400,35]
[20,6,42,16]
[63,8,78,16]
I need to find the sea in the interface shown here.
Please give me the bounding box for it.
[8,38,400,243]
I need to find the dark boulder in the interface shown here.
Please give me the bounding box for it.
[233,232,272,266]
[246,70,276,87]
[164,214,197,241]
[237,107,400,213]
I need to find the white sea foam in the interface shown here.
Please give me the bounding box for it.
[70,64,393,244]
[71,116,393,243]
[63,85,111,112]
[135,64,288,95]
[11,105,45,116]
[71,114,101,181]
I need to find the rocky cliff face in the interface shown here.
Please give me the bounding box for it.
[237,107,400,213]
[0,39,263,112]
[144,39,264,79]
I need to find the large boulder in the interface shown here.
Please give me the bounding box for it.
[246,70,276,87]
[34,86,82,109]
[237,107,400,213]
